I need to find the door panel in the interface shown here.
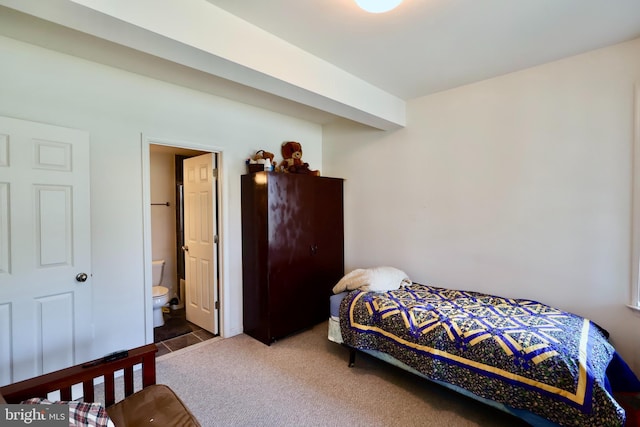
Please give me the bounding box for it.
[36,185,72,266]
[38,293,74,373]
[0,183,9,273]
[0,116,92,385]
[0,303,10,385]
[183,153,218,333]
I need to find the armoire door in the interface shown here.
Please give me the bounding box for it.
[308,177,344,324]
[267,174,315,339]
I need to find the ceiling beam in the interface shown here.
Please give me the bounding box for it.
[0,0,406,130]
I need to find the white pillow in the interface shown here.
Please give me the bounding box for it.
[332,266,411,294]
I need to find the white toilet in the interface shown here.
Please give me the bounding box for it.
[152,260,170,327]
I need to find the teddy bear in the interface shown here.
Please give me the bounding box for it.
[279,141,319,175]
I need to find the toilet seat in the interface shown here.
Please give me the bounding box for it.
[153,286,169,299]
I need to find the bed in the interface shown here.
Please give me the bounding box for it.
[328,269,640,427]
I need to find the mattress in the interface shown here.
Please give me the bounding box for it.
[329,292,347,344]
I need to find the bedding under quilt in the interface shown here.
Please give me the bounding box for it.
[339,283,629,427]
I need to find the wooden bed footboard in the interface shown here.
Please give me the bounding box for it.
[0,344,157,406]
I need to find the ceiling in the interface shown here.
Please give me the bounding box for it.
[2,0,640,129]
[205,0,640,100]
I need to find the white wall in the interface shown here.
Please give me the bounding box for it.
[324,37,640,374]
[0,35,323,358]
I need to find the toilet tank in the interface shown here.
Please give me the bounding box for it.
[152,260,165,286]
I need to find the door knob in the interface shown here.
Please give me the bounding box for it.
[182,245,189,252]
[76,273,88,282]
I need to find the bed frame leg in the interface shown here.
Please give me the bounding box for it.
[348,348,356,367]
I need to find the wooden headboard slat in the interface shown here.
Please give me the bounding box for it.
[124,366,134,397]
[104,373,115,407]
[83,379,95,402]
[60,386,72,401]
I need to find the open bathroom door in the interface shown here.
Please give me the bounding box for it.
[0,116,92,386]
[183,153,218,334]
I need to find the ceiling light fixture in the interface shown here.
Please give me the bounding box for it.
[355,0,403,13]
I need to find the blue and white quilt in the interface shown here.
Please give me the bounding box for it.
[339,283,633,426]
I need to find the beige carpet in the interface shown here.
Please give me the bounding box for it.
[156,321,530,427]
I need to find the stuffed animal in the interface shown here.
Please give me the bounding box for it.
[249,149,276,171]
[279,141,319,175]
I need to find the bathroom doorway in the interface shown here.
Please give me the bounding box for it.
[143,138,222,345]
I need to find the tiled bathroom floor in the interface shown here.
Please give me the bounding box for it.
[154,308,216,357]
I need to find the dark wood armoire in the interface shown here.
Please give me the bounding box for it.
[241,172,344,345]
